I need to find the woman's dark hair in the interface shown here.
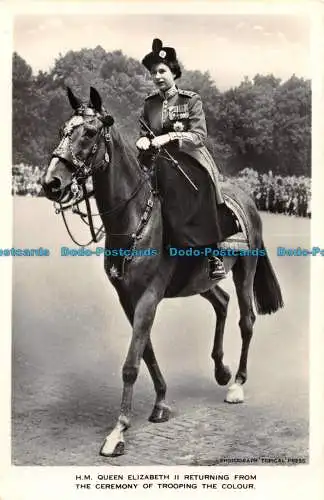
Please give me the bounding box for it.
[168,60,182,79]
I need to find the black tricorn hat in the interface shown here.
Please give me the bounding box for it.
[142,38,181,79]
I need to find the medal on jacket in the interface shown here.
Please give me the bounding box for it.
[173,121,184,132]
[168,105,189,121]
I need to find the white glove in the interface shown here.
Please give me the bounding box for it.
[151,134,171,148]
[136,137,151,151]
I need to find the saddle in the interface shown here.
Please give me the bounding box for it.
[139,152,250,252]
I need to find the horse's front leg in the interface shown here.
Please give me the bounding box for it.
[143,338,170,423]
[117,294,170,423]
[100,289,160,457]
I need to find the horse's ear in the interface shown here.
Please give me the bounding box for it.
[89,87,102,112]
[66,87,81,110]
[101,115,114,127]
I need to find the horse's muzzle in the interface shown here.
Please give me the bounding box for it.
[42,175,73,203]
[42,175,61,199]
[42,157,74,202]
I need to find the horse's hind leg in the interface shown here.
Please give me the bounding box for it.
[225,257,256,404]
[201,286,231,386]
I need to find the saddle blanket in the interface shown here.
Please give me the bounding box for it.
[218,194,250,251]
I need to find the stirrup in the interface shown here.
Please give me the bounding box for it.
[208,256,226,280]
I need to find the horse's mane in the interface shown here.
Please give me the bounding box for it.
[110,125,143,175]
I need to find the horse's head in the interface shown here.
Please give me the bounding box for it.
[42,87,114,203]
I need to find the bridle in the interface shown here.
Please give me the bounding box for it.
[55,109,111,183]
[51,106,113,246]
[50,106,152,250]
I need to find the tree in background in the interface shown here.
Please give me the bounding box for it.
[272,75,311,176]
[13,53,46,165]
[12,48,311,178]
[214,74,311,176]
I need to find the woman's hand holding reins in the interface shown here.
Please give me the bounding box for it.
[136,134,172,151]
[136,137,151,150]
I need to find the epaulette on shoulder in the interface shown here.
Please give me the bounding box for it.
[145,92,159,100]
[178,89,198,98]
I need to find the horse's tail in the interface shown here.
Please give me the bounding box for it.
[253,242,284,315]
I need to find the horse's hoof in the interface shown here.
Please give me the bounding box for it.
[224,383,244,404]
[99,439,125,457]
[215,365,232,385]
[148,404,171,423]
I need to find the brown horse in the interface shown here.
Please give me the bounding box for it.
[42,87,283,457]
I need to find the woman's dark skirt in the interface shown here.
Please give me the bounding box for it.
[153,150,224,248]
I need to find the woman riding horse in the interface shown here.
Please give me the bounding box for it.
[42,84,283,457]
[136,38,226,279]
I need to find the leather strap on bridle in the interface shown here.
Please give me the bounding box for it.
[82,182,97,242]
[52,113,110,246]
[52,109,154,250]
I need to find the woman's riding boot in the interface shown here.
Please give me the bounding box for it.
[208,256,226,280]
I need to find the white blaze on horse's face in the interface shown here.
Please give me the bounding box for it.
[42,101,111,203]
[45,113,99,193]
[56,115,86,158]
[53,113,98,164]
[66,115,84,131]
[43,119,81,199]
[45,157,59,184]
[45,156,72,186]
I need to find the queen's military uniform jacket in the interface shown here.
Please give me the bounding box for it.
[140,86,223,204]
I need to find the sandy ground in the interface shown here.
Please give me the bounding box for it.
[12,197,309,465]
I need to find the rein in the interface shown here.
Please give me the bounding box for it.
[52,114,110,246]
[52,108,153,248]
[54,176,149,247]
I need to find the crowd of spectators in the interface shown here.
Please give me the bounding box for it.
[233,168,311,218]
[12,164,311,218]
[12,164,43,197]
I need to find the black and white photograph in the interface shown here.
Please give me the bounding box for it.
[1,0,324,498]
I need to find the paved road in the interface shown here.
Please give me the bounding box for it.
[12,197,309,465]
